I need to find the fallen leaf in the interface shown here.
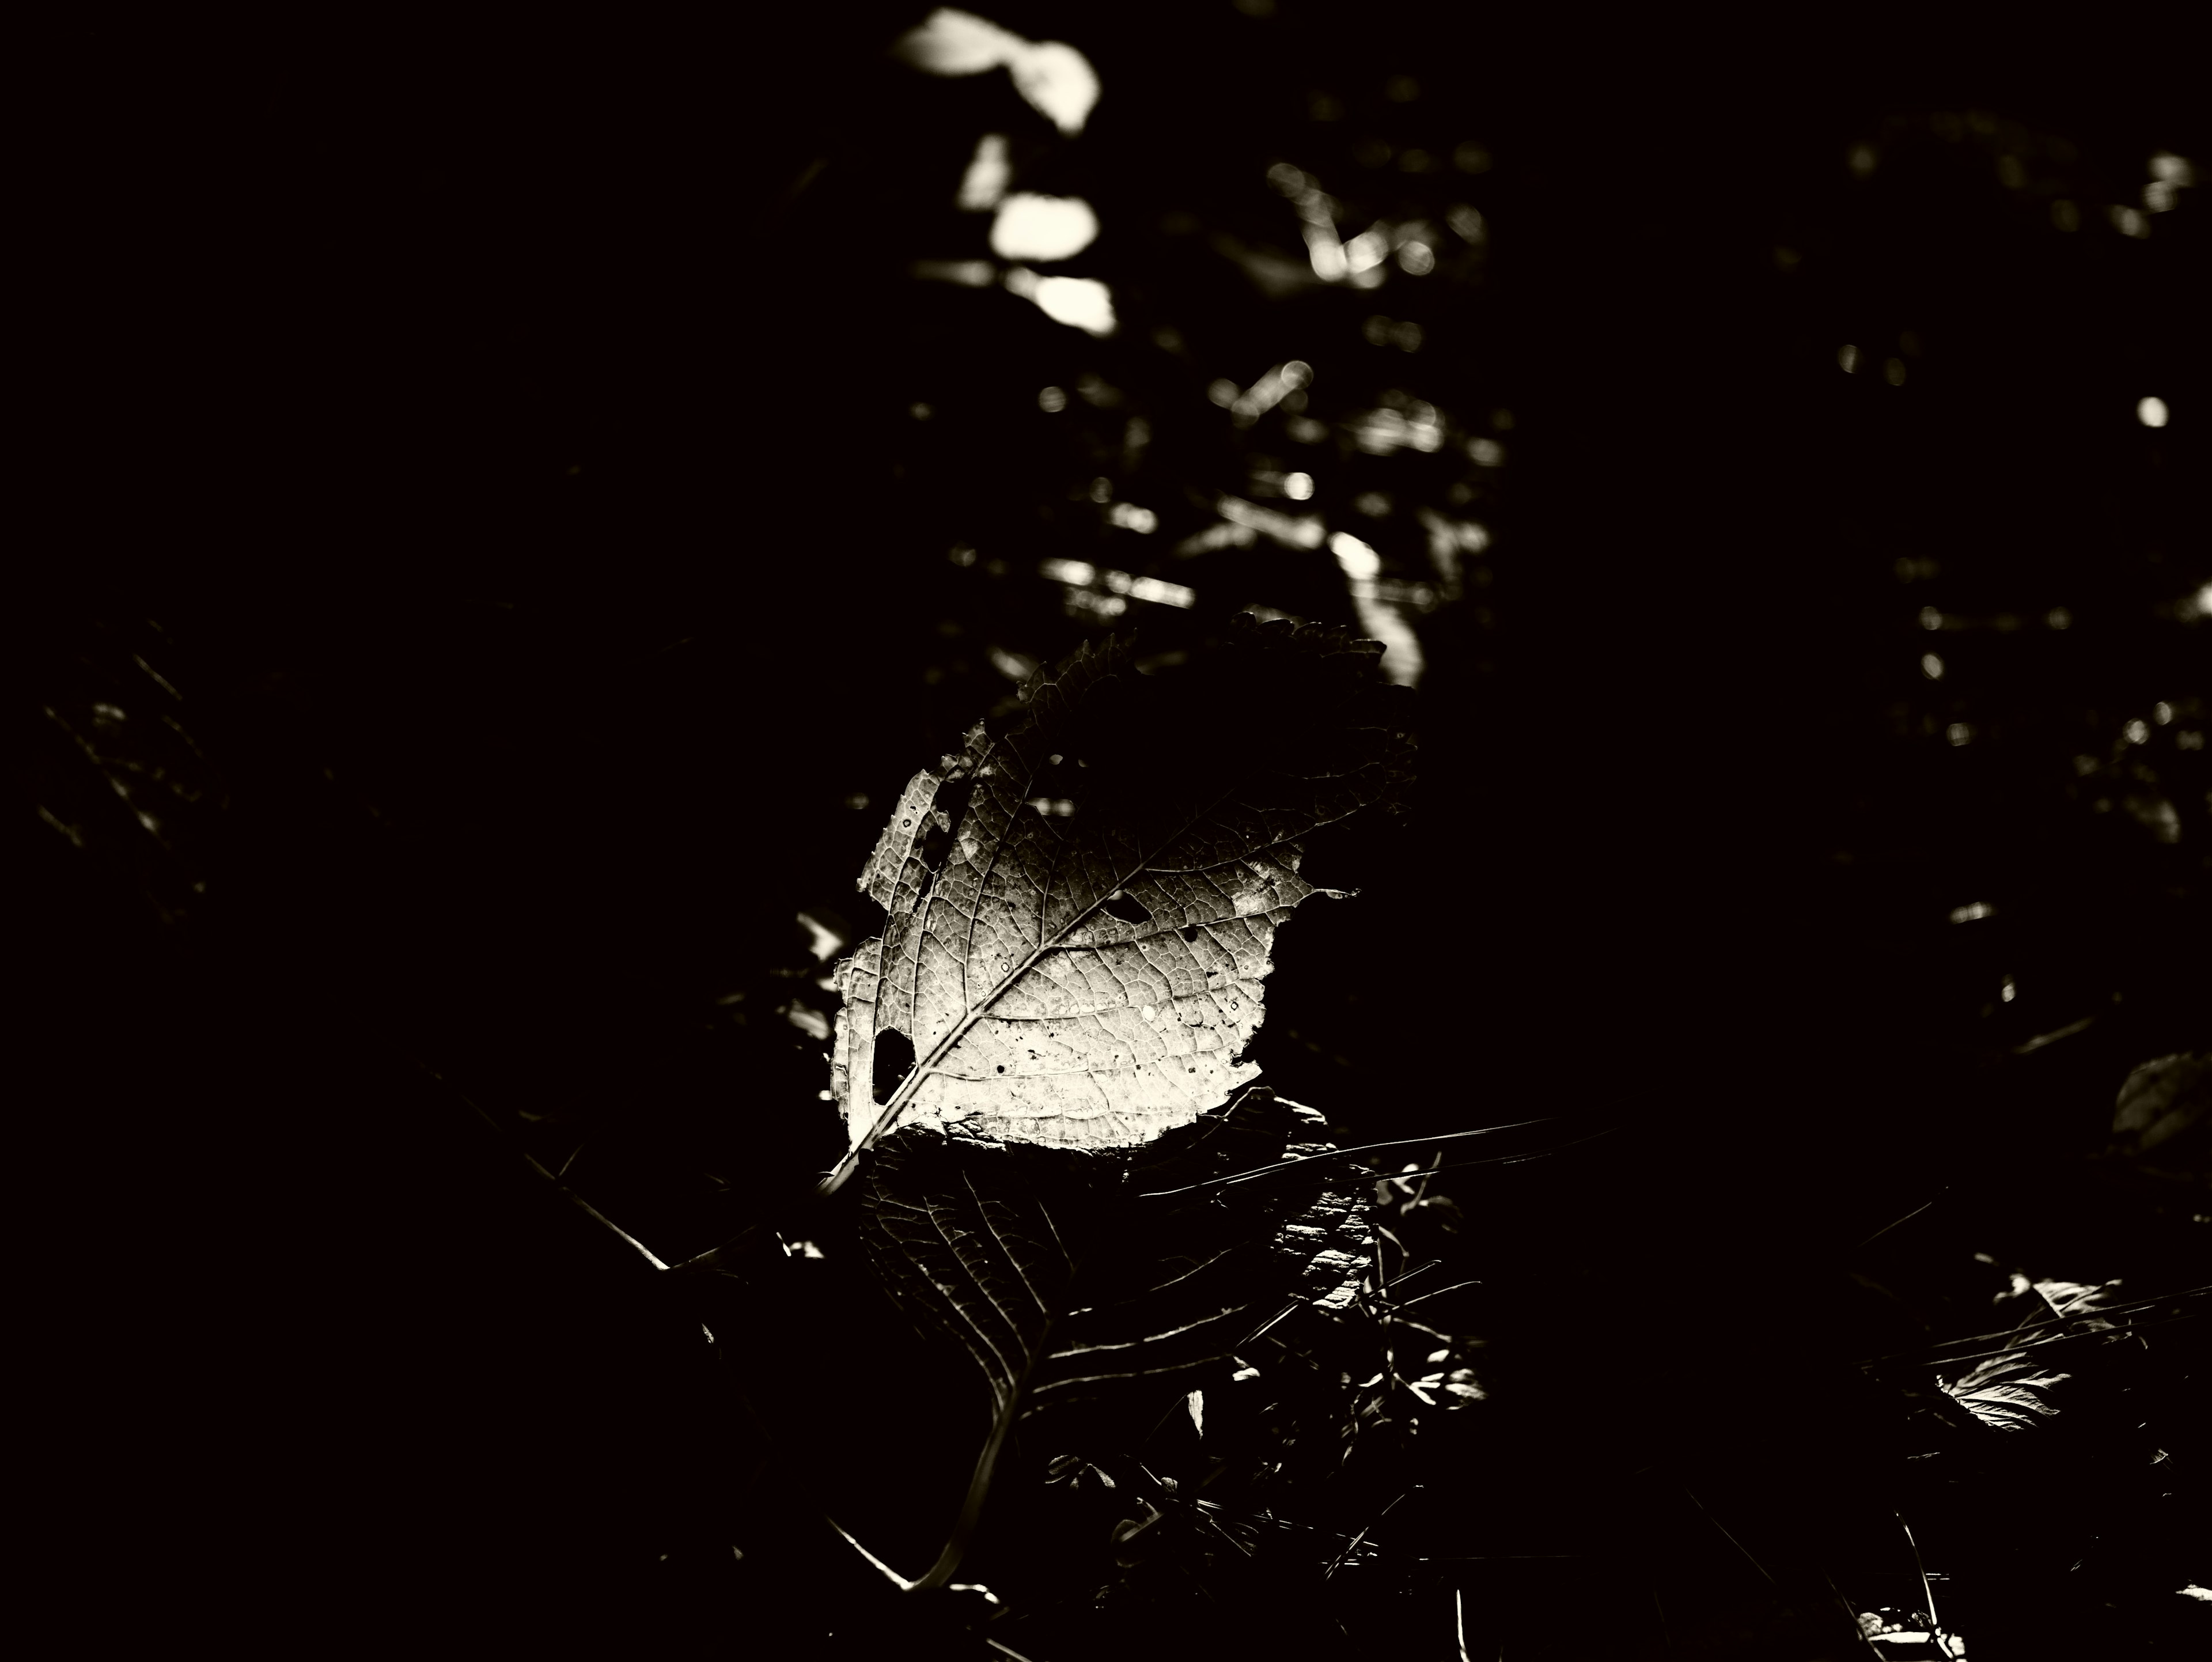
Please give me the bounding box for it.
[830,618,1412,1154]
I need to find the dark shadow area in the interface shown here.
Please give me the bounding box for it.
[21,8,2207,1657]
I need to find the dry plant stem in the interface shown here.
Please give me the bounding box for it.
[823,1514,916,1592]
[1324,1490,1404,1579]
[1858,1286,2211,1369]
[1682,1487,1778,1587]
[1896,1509,1940,1634]
[1136,1117,1580,1199]
[426,1059,672,1274]
[1823,1571,1891,1659]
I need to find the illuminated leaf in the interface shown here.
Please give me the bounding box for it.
[1940,1351,2071,1432]
[830,615,1412,1156]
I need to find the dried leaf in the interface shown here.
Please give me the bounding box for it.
[2111,1053,2211,1154]
[831,618,1411,1155]
[1940,1352,2071,1432]
[858,1091,1378,1445]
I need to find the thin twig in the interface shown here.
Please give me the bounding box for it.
[1896,1509,1939,1635]
[823,1514,916,1592]
[1135,1117,1601,1199]
[419,1059,669,1273]
[1391,1279,1485,1312]
[1324,1491,1404,1580]
[1683,1487,1777,1586]
[1857,1286,2210,1369]
[1852,1188,1944,1251]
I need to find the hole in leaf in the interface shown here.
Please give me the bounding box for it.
[1179,924,1200,943]
[872,1029,915,1106]
[1100,891,1152,925]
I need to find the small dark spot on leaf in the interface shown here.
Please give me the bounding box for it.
[1179,924,1199,943]
[997,1064,1006,1073]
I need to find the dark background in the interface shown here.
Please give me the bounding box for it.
[21,6,2207,1654]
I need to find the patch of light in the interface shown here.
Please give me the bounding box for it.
[1174,521,1257,556]
[2047,606,2071,629]
[1304,222,1349,282]
[2152,701,2173,724]
[2109,204,2150,237]
[1005,268,1115,335]
[1922,653,1944,680]
[1445,203,1485,244]
[2124,718,2149,744]
[2051,199,2080,232]
[889,13,1101,133]
[1467,437,1504,466]
[1848,143,1877,179]
[913,259,995,286]
[1066,590,1127,622]
[1267,162,1308,195]
[2177,730,2206,750]
[990,193,1100,261]
[1126,575,1194,608]
[1219,493,1324,548]
[1039,558,1096,585]
[1107,502,1158,533]
[1207,378,1240,408]
[949,543,978,566]
[1230,360,1312,425]
[1344,228,1392,274]
[798,911,846,963]
[957,133,1011,210]
[1949,902,1994,923]
[2150,152,2196,185]
[989,645,1039,682]
[1839,344,1859,373]
[1885,358,1907,385]
[1009,40,1099,135]
[2198,584,2212,618]
[890,7,1020,74]
[1039,385,1067,412]
[1026,797,1077,816]
[2137,395,2169,427]
[2000,975,2017,1003]
[1946,722,1972,746]
[1282,472,1314,501]
[1397,240,1435,275]
[1329,531,1382,580]
[1920,607,1943,630]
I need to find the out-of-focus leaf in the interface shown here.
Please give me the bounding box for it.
[2111,1053,2211,1154]
[830,616,1412,1156]
[888,9,1100,135]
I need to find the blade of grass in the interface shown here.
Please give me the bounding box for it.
[1134,1118,1609,1199]
[1896,1510,1939,1636]
[1324,1491,1404,1580]
[1858,1285,2210,1368]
